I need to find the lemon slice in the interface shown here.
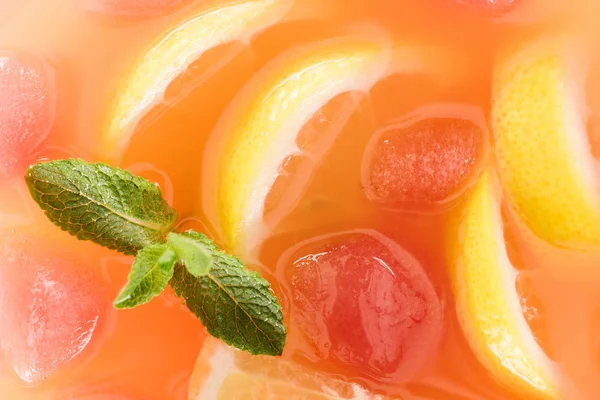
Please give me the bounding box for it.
[492,37,600,250]
[101,0,291,160]
[205,36,442,258]
[452,169,559,399]
[188,337,393,399]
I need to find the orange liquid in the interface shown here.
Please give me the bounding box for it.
[2,0,600,399]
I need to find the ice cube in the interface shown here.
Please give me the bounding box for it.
[0,51,54,179]
[451,0,520,14]
[0,232,103,384]
[61,394,134,400]
[280,230,443,383]
[79,0,190,17]
[362,116,485,209]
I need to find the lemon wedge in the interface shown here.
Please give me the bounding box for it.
[102,0,291,160]
[492,37,600,249]
[189,337,392,399]
[204,36,415,258]
[452,169,559,399]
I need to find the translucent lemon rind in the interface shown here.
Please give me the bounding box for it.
[214,38,395,258]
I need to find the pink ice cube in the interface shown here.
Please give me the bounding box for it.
[362,116,485,210]
[0,51,54,179]
[281,230,443,383]
[0,232,104,384]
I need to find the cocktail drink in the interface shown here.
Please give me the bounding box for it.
[1,0,600,399]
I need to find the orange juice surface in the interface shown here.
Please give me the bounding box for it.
[2,0,600,399]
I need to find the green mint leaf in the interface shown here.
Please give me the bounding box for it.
[170,232,286,356]
[114,244,177,309]
[175,230,219,251]
[167,232,213,277]
[25,159,177,255]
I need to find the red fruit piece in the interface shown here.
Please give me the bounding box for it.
[281,230,443,383]
[0,232,104,384]
[80,0,190,17]
[362,116,485,209]
[0,51,54,178]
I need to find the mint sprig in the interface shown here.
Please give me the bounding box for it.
[25,159,286,356]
